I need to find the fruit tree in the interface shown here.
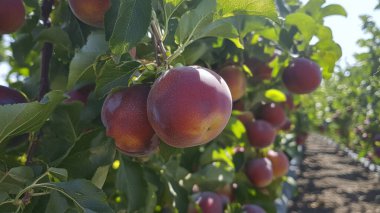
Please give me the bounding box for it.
[0,0,346,212]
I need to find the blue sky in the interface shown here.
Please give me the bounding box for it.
[1,0,380,85]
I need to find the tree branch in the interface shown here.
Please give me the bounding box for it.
[38,0,54,100]
[150,11,168,69]
[27,0,54,166]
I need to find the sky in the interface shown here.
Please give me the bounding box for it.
[1,0,380,85]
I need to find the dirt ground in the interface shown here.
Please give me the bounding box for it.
[289,134,380,213]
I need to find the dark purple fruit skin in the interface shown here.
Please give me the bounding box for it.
[245,58,273,81]
[64,84,95,104]
[0,85,27,105]
[375,147,380,158]
[373,134,380,142]
[256,103,286,129]
[242,204,266,213]
[245,158,273,188]
[101,85,158,157]
[0,0,25,34]
[246,120,276,148]
[188,192,224,213]
[147,66,232,148]
[282,58,322,94]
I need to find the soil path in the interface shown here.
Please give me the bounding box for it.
[289,134,380,213]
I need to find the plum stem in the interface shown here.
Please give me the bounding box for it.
[26,0,54,166]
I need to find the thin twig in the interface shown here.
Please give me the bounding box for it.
[150,11,168,69]
[151,24,161,66]
[151,22,167,62]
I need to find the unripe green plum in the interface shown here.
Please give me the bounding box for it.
[68,0,111,28]
[246,120,276,148]
[282,58,322,94]
[267,150,289,178]
[147,66,232,148]
[101,85,158,156]
[219,65,247,101]
[245,158,273,188]
[0,0,25,34]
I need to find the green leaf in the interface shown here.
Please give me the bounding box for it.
[45,191,72,213]
[175,0,217,44]
[196,15,276,46]
[225,117,246,139]
[158,141,183,162]
[48,168,68,182]
[0,192,9,203]
[52,179,113,213]
[285,13,316,49]
[95,60,140,97]
[0,183,23,195]
[91,165,110,189]
[10,33,34,65]
[315,24,333,40]
[0,91,65,143]
[37,106,78,165]
[215,0,279,23]
[109,0,152,55]
[164,0,186,21]
[265,89,286,102]
[105,0,121,41]
[67,31,108,90]
[297,0,326,22]
[200,144,235,168]
[36,27,72,51]
[321,4,347,17]
[194,19,238,40]
[8,166,34,183]
[60,131,115,179]
[311,40,342,78]
[164,176,189,213]
[181,42,210,65]
[231,120,245,139]
[183,162,234,190]
[143,182,158,213]
[116,156,152,213]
